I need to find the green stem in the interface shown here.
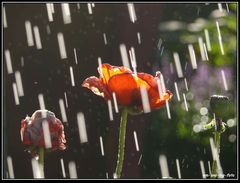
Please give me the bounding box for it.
[211,131,221,178]
[115,107,128,179]
[38,147,45,178]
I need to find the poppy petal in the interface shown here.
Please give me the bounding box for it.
[137,72,158,89]
[82,76,111,100]
[149,89,173,109]
[138,72,173,109]
[99,63,132,84]
[107,73,150,106]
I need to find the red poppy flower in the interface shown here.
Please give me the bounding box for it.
[82,63,173,111]
[20,110,66,156]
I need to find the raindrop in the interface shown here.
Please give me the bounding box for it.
[207,161,211,176]
[174,82,181,101]
[87,3,93,14]
[140,86,151,113]
[7,156,14,178]
[12,83,19,105]
[38,93,46,111]
[60,158,66,178]
[127,3,137,23]
[138,154,142,165]
[159,154,170,178]
[69,66,75,87]
[176,159,181,179]
[133,131,139,151]
[42,120,52,149]
[3,6,7,28]
[77,112,88,144]
[64,92,69,108]
[113,173,117,179]
[57,32,67,59]
[59,99,67,123]
[137,32,141,44]
[129,46,137,74]
[31,158,44,178]
[61,3,71,24]
[200,160,206,179]
[216,21,225,55]
[203,43,209,61]
[68,161,77,178]
[221,70,228,91]
[156,71,166,99]
[173,52,183,78]
[119,44,130,68]
[50,3,55,13]
[99,136,105,156]
[46,4,53,22]
[112,92,119,113]
[204,29,212,51]
[165,100,171,119]
[25,20,34,47]
[184,78,189,91]
[33,26,42,50]
[198,37,207,61]
[226,3,230,13]
[103,33,108,45]
[5,49,13,74]
[14,71,24,97]
[183,93,188,111]
[98,57,103,77]
[107,100,114,121]
[188,44,197,69]
[73,48,78,64]
[218,3,223,12]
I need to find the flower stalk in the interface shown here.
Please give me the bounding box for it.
[115,107,128,178]
[207,95,229,179]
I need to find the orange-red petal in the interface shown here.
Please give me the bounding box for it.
[82,76,111,100]
[107,73,150,106]
[137,72,158,89]
[149,89,173,109]
[99,63,132,85]
[137,72,173,109]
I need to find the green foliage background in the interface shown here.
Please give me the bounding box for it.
[141,3,237,179]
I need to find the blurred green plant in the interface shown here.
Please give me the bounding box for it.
[142,3,237,179]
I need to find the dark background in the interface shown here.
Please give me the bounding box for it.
[3,3,237,179]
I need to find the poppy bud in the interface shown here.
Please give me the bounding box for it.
[210,95,229,118]
[20,110,66,156]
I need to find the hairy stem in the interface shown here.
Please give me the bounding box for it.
[115,107,128,178]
